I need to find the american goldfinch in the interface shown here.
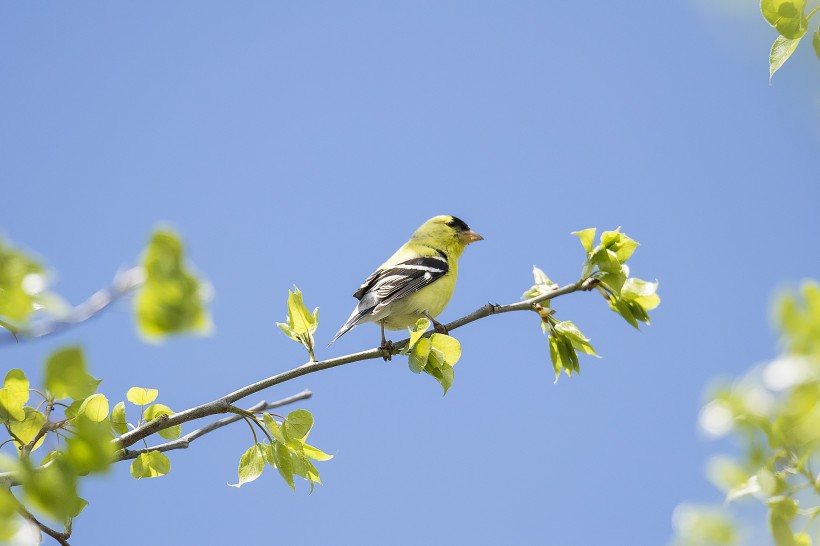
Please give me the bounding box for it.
[332,215,483,349]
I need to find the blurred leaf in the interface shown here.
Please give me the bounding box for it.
[78,393,109,422]
[0,487,19,541]
[672,504,736,546]
[814,28,820,61]
[44,346,100,400]
[144,403,180,440]
[20,458,79,521]
[769,35,802,81]
[135,229,211,341]
[0,237,47,324]
[126,387,158,406]
[282,410,314,442]
[761,0,808,39]
[111,401,128,435]
[228,443,267,488]
[130,450,171,479]
[66,416,115,474]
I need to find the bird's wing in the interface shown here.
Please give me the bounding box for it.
[353,254,449,316]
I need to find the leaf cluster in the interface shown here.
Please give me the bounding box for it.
[230,409,332,493]
[761,0,820,81]
[676,280,820,546]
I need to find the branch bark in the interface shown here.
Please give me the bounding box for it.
[116,277,591,449]
[0,267,145,345]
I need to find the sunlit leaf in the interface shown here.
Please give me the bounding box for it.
[770,35,802,81]
[78,393,109,422]
[282,410,314,442]
[228,443,267,488]
[9,407,46,448]
[111,401,128,435]
[407,318,431,350]
[572,228,596,254]
[144,403,180,440]
[126,387,159,406]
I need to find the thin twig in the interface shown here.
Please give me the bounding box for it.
[0,267,145,345]
[115,279,589,450]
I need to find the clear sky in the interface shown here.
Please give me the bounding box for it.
[1,2,819,545]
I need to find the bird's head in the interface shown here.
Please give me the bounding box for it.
[410,215,483,257]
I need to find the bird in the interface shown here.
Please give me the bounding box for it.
[331,215,483,354]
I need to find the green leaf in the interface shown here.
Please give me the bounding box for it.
[130,450,171,479]
[144,403,180,440]
[549,334,578,381]
[9,407,46,447]
[20,458,80,521]
[770,35,802,81]
[761,0,808,39]
[126,387,159,406]
[409,337,431,374]
[282,410,314,442]
[0,487,19,540]
[276,286,318,360]
[814,27,820,61]
[44,346,100,400]
[66,416,115,474]
[554,321,598,357]
[522,266,558,300]
[228,443,267,488]
[430,333,462,366]
[302,443,334,461]
[78,393,109,422]
[263,413,287,444]
[3,369,29,408]
[572,228,596,253]
[111,401,128,435]
[0,237,48,324]
[135,229,211,340]
[407,318,431,350]
[271,441,295,491]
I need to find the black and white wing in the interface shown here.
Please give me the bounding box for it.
[331,254,448,343]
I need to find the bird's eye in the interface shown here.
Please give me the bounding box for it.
[446,217,470,231]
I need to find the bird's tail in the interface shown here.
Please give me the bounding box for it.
[329,308,365,345]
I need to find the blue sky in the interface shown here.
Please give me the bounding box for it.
[2,2,819,544]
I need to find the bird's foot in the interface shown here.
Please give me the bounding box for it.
[430,318,448,335]
[380,340,394,361]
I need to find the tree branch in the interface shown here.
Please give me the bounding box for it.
[0,267,144,345]
[116,390,312,461]
[15,497,72,546]
[116,278,591,449]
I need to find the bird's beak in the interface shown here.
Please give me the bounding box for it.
[460,230,484,244]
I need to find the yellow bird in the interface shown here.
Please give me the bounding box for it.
[332,215,483,349]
